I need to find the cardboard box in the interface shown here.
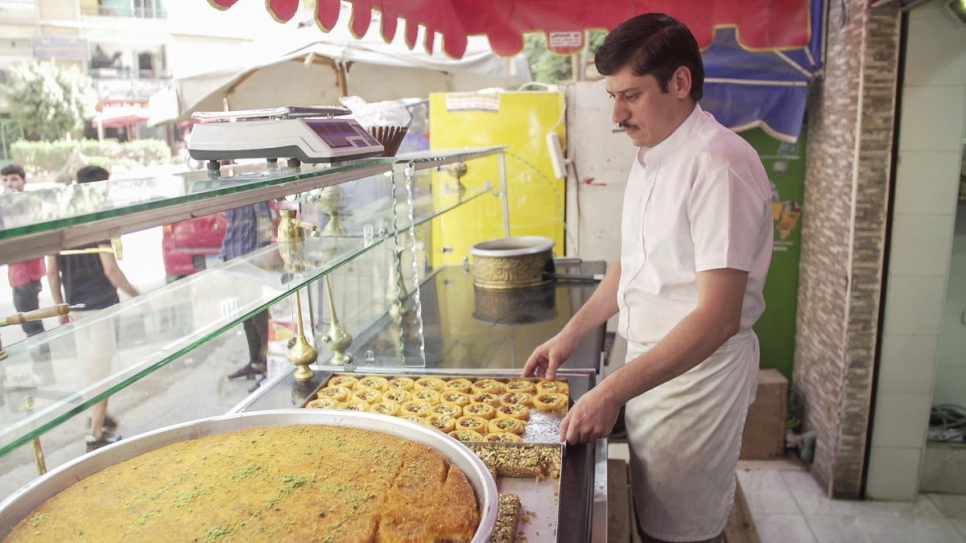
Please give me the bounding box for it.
[739,369,789,460]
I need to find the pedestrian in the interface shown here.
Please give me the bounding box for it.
[47,165,141,452]
[2,164,52,374]
[222,200,276,392]
[523,13,773,543]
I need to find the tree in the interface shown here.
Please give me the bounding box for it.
[1,61,98,141]
[522,30,608,84]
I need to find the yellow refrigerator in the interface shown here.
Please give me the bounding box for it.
[428,91,566,268]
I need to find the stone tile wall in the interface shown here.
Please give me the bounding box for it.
[795,0,901,498]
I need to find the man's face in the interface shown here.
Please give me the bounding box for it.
[2,173,25,192]
[605,67,687,149]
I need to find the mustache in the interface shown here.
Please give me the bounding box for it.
[618,120,637,129]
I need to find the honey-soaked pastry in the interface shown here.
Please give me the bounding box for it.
[455,416,489,433]
[495,404,531,421]
[400,414,425,424]
[357,375,389,391]
[370,401,400,417]
[471,379,506,395]
[500,392,534,407]
[488,417,526,435]
[413,388,441,404]
[305,397,340,409]
[467,443,562,479]
[469,392,501,407]
[352,388,383,405]
[340,401,370,412]
[387,376,415,390]
[443,378,473,393]
[414,376,446,391]
[427,415,457,434]
[5,425,481,543]
[537,379,569,395]
[442,391,471,407]
[317,386,351,402]
[533,392,568,413]
[485,432,523,443]
[505,379,537,393]
[328,375,358,389]
[463,402,496,420]
[401,400,433,417]
[490,493,522,543]
[383,389,411,404]
[431,403,463,419]
[448,429,485,442]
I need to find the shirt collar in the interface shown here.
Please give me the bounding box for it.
[637,103,704,167]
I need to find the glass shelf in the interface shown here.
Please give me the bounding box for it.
[0,146,505,266]
[0,147,504,458]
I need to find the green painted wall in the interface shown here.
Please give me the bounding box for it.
[741,128,807,380]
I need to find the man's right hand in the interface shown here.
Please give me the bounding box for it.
[523,332,579,380]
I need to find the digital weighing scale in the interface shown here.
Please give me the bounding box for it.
[187,106,385,164]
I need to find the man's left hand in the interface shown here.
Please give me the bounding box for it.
[559,384,621,445]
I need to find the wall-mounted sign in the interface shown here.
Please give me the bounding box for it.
[30,36,89,61]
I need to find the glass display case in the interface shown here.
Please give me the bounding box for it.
[0,145,610,541]
[0,146,506,463]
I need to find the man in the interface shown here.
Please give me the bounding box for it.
[222,200,275,392]
[523,14,773,543]
[47,165,141,452]
[2,164,51,367]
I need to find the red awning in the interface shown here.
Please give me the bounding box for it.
[206,0,813,59]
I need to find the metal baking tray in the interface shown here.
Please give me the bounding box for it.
[304,374,568,443]
[0,410,498,542]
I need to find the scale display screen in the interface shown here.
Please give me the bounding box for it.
[308,120,380,150]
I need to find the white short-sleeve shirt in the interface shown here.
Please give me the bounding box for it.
[617,104,773,344]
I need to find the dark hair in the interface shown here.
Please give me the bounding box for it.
[1,164,25,179]
[595,13,704,102]
[76,165,110,184]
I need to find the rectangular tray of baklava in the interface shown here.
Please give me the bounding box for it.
[300,373,571,444]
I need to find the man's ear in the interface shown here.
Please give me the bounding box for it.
[672,66,692,99]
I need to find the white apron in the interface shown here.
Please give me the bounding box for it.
[625,330,759,541]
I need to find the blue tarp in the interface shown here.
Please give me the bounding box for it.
[700,0,824,142]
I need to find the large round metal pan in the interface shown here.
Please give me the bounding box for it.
[0,410,498,542]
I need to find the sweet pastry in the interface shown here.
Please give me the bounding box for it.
[340,401,370,411]
[318,386,351,402]
[328,375,358,389]
[467,443,562,479]
[537,379,569,396]
[352,389,383,404]
[414,377,446,391]
[427,415,457,434]
[401,400,433,417]
[383,389,411,404]
[371,401,401,417]
[443,378,473,393]
[413,389,441,404]
[441,391,471,407]
[488,417,526,435]
[455,416,489,433]
[448,430,484,442]
[469,392,500,407]
[500,392,534,407]
[305,398,340,409]
[505,379,536,393]
[484,432,523,443]
[387,376,415,390]
[471,379,506,395]
[6,425,482,543]
[533,392,568,413]
[490,493,522,543]
[431,404,463,419]
[357,376,389,391]
[463,402,496,420]
[495,404,530,421]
